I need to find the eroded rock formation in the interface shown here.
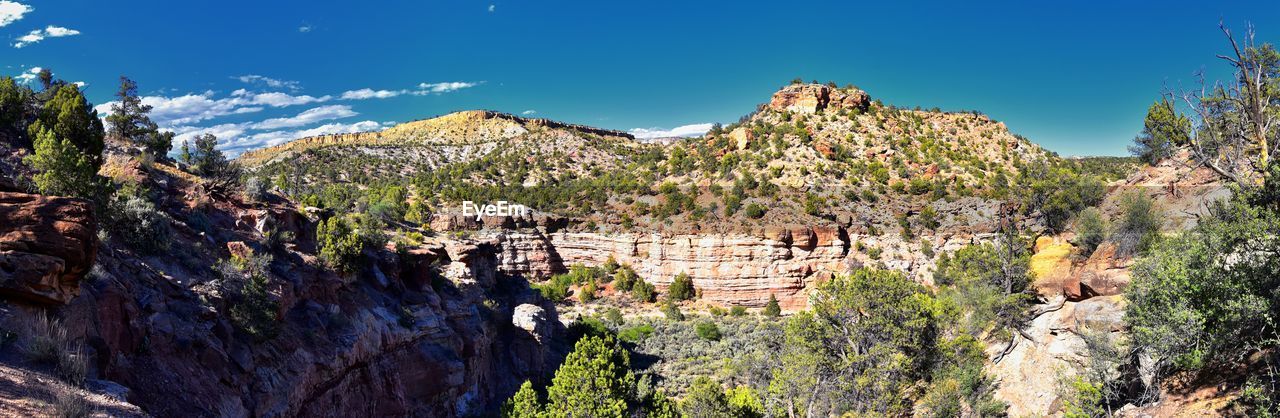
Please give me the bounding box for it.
[0,191,96,305]
[768,83,870,114]
[479,224,997,310]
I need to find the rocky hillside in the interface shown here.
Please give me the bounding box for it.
[235,84,1112,308]
[241,83,1061,234]
[0,148,563,416]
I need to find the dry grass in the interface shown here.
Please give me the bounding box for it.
[15,314,86,386]
[49,385,93,418]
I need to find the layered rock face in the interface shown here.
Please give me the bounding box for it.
[483,225,991,310]
[0,191,96,305]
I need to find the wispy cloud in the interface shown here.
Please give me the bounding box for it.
[233,89,331,107]
[416,81,480,94]
[298,25,312,33]
[235,74,301,91]
[99,77,480,154]
[94,89,333,126]
[13,25,80,48]
[628,123,715,139]
[223,120,390,156]
[251,105,356,130]
[0,1,32,27]
[340,88,405,100]
[521,110,537,115]
[338,82,482,100]
[488,4,495,12]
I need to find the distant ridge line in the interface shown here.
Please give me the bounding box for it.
[236,110,635,165]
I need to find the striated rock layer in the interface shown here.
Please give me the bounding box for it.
[482,225,997,310]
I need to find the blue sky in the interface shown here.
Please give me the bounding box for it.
[2,0,1278,156]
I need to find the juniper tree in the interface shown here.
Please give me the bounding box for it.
[106,77,176,157]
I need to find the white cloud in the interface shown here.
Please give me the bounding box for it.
[13,25,80,48]
[44,26,78,36]
[338,82,481,100]
[521,110,537,115]
[72,81,86,87]
[243,91,331,107]
[416,81,480,94]
[298,25,312,33]
[0,1,31,27]
[222,120,388,156]
[341,88,405,100]
[92,90,327,126]
[14,66,39,83]
[235,74,301,91]
[171,123,249,147]
[488,4,495,12]
[251,105,357,130]
[628,123,715,139]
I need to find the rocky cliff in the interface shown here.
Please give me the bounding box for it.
[469,222,1006,310]
[0,164,559,417]
[0,191,96,305]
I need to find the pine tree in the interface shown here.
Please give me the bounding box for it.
[178,140,192,165]
[666,272,694,301]
[28,84,104,167]
[24,128,103,199]
[502,381,541,418]
[544,335,633,418]
[106,76,174,156]
[0,76,29,137]
[1129,98,1190,166]
[188,133,240,187]
[763,294,781,318]
[680,377,735,418]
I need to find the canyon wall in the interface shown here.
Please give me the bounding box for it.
[481,225,998,310]
[0,185,557,417]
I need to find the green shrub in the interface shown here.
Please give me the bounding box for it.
[730,306,748,317]
[316,216,365,272]
[110,196,172,255]
[919,205,940,230]
[604,308,624,325]
[243,176,269,202]
[666,272,695,301]
[1112,191,1162,256]
[763,294,781,318]
[578,280,598,303]
[680,377,734,417]
[221,251,280,341]
[630,279,656,303]
[618,324,655,343]
[613,266,638,291]
[662,302,684,321]
[1074,207,1107,257]
[695,322,722,341]
[743,203,766,219]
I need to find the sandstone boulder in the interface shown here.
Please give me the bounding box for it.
[512,304,549,342]
[769,84,831,114]
[0,192,97,305]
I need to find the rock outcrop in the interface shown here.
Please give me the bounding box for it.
[0,175,559,417]
[0,192,96,305]
[990,296,1128,416]
[768,84,870,114]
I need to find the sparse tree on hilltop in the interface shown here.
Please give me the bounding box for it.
[107,76,175,157]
